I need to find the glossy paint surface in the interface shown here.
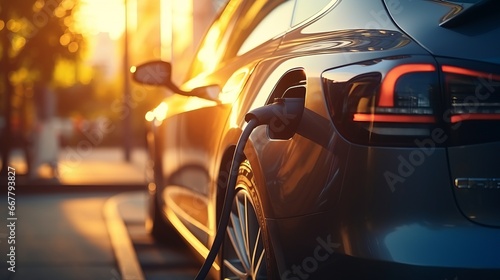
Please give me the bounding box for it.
[141,0,500,278]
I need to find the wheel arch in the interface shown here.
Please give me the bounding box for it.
[214,140,272,221]
[215,67,309,221]
[215,145,236,223]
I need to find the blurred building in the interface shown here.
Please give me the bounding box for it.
[63,0,225,150]
[129,0,224,84]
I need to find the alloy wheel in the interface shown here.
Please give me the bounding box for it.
[222,189,267,280]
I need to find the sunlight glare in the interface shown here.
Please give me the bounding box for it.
[153,102,169,122]
[74,0,125,40]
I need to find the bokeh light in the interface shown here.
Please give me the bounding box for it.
[73,0,125,40]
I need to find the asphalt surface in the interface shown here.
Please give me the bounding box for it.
[0,189,200,280]
[115,192,200,280]
[0,148,201,280]
[8,148,148,188]
[0,191,120,280]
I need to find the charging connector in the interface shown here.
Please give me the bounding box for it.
[195,98,304,279]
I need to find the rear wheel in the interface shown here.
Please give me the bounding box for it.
[145,187,176,243]
[145,127,170,241]
[222,160,276,279]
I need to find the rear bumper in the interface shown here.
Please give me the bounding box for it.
[267,210,500,279]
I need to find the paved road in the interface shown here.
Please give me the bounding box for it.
[0,191,119,280]
[115,192,200,280]
[0,189,199,280]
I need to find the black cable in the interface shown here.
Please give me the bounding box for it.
[195,98,303,279]
[195,118,259,280]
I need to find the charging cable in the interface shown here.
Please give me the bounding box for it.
[195,98,304,279]
[194,117,258,280]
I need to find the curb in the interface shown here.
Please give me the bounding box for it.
[104,192,146,280]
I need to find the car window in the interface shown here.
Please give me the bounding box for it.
[236,0,295,56]
[187,0,295,80]
[186,0,245,80]
[292,0,337,26]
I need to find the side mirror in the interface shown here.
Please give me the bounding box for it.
[131,60,220,102]
[132,61,172,87]
[189,84,221,102]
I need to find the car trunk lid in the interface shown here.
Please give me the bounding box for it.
[447,143,500,227]
[386,0,500,226]
[384,0,500,64]
[437,57,500,227]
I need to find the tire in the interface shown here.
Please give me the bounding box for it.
[145,150,178,243]
[221,160,277,279]
[145,187,176,243]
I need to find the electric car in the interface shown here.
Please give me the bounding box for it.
[133,0,500,279]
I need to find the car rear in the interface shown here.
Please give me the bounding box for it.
[315,0,500,277]
[246,0,500,278]
[384,0,500,229]
[322,0,500,275]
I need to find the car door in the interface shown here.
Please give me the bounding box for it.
[162,0,295,248]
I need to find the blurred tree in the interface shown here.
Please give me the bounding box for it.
[0,0,83,175]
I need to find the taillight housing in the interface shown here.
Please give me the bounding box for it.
[322,56,440,146]
[444,65,500,123]
[440,58,500,145]
[322,56,500,146]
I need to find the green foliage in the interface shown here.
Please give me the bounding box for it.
[0,0,84,173]
[0,0,83,84]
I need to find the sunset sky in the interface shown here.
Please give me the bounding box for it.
[73,0,127,40]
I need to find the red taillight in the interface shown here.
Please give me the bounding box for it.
[322,57,500,146]
[353,63,438,125]
[353,114,435,123]
[379,64,436,107]
[442,65,500,81]
[442,65,500,124]
[450,114,500,123]
[322,57,440,145]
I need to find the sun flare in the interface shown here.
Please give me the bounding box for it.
[73,0,125,40]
